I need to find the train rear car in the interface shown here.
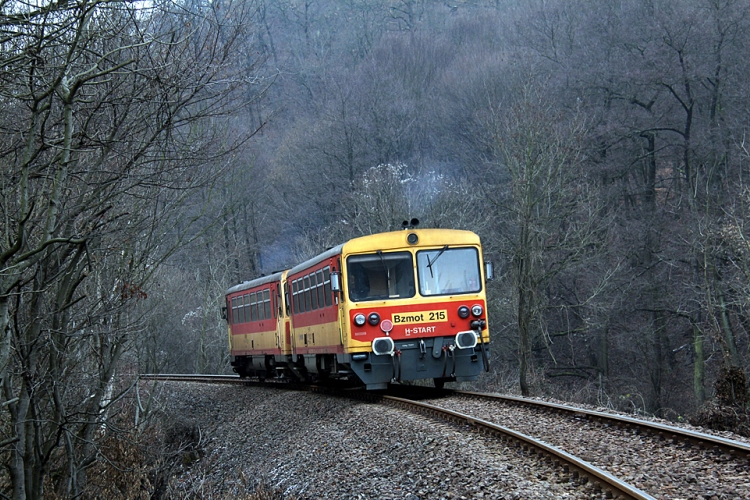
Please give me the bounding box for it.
[226,271,291,378]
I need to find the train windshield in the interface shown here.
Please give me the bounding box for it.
[417,247,481,296]
[347,252,415,302]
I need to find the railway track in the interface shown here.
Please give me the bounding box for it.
[371,391,654,500]
[143,374,750,498]
[145,374,701,498]
[409,389,750,498]
[449,389,750,459]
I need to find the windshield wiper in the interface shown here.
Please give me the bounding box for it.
[426,245,448,278]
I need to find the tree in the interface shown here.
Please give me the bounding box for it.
[478,86,603,396]
[0,0,264,497]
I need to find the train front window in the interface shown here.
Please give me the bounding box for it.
[347,251,415,302]
[417,247,481,296]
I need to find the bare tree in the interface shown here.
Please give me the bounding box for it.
[0,0,264,497]
[478,86,605,396]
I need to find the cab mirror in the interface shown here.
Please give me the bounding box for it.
[331,272,341,292]
[484,261,494,281]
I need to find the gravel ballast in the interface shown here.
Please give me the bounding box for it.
[424,394,750,500]
[155,382,597,499]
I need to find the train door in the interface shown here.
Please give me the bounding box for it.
[283,280,292,350]
[331,259,348,347]
[272,282,280,349]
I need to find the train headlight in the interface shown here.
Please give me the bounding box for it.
[372,337,395,356]
[471,304,483,317]
[455,331,478,349]
[457,305,470,319]
[354,313,366,327]
[368,312,381,326]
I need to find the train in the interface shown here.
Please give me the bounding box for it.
[224,225,491,390]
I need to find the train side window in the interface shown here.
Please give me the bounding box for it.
[295,279,300,313]
[292,280,299,315]
[263,289,271,319]
[316,270,325,308]
[231,297,238,323]
[317,271,324,308]
[303,276,311,312]
[258,290,265,320]
[250,292,257,321]
[323,267,332,307]
[242,294,249,323]
[237,295,243,323]
[310,272,318,310]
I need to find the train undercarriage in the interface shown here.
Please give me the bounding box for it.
[231,335,489,390]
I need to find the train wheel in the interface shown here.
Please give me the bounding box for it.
[433,378,446,390]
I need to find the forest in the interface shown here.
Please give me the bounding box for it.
[2,0,750,497]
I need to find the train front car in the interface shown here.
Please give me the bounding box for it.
[342,229,490,389]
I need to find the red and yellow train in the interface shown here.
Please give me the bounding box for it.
[225,227,491,389]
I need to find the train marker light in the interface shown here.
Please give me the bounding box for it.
[372,337,395,356]
[368,312,381,326]
[354,313,366,326]
[457,305,470,319]
[471,304,483,317]
[407,232,419,245]
[380,319,393,333]
[455,331,478,349]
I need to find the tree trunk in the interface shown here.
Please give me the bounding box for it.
[693,322,705,405]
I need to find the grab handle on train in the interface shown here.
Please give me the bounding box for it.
[477,328,490,372]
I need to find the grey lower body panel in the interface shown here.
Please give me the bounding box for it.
[346,337,488,390]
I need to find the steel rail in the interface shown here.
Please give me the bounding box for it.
[140,374,247,384]
[139,373,303,389]
[452,390,750,459]
[380,394,655,500]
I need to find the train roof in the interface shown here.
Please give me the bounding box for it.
[288,244,344,276]
[228,229,482,289]
[343,228,480,255]
[226,270,285,295]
